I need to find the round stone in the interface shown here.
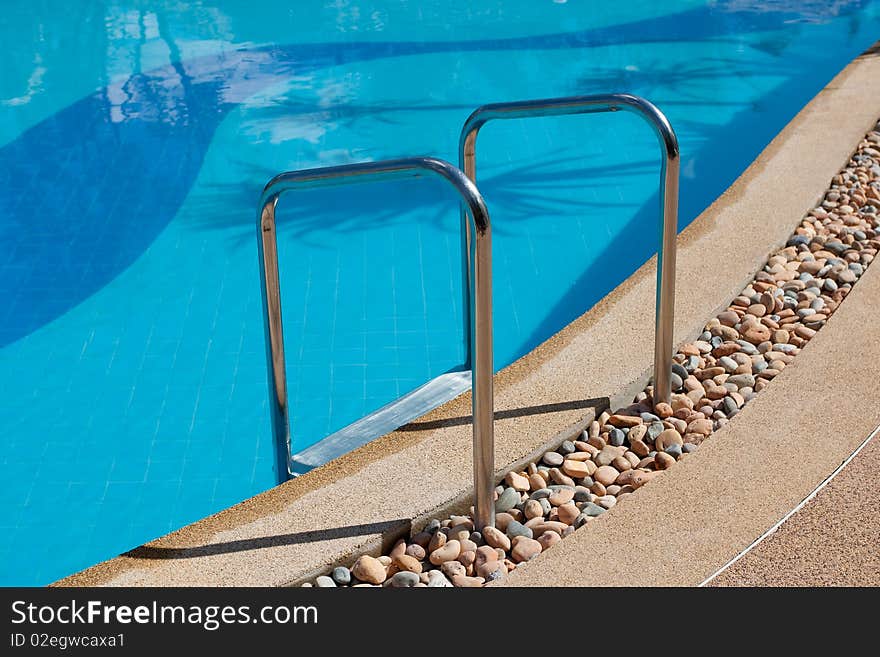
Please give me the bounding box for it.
[608,414,643,428]
[561,459,590,479]
[474,545,497,567]
[548,488,575,506]
[440,560,466,579]
[530,520,568,537]
[719,356,738,373]
[426,570,453,587]
[405,543,426,560]
[523,499,544,520]
[428,539,462,565]
[556,502,580,525]
[537,530,562,550]
[476,561,507,582]
[482,526,511,551]
[504,471,530,492]
[542,451,564,467]
[726,373,756,389]
[595,445,620,466]
[456,550,476,571]
[655,428,683,451]
[331,566,351,585]
[595,465,619,486]
[581,502,606,517]
[495,487,521,513]
[717,310,739,327]
[428,531,446,553]
[596,495,617,510]
[747,303,767,317]
[506,520,533,540]
[647,421,665,441]
[315,575,336,588]
[628,424,648,442]
[389,539,407,559]
[494,512,514,532]
[530,487,552,500]
[450,575,484,588]
[549,469,576,487]
[448,525,471,542]
[736,340,759,354]
[390,571,420,588]
[573,488,592,504]
[630,438,650,457]
[686,418,713,436]
[743,325,771,344]
[392,554,423,574]
[352,555,387,585]
[721,397,739,416]
[511,536,543,563]
[654,403,673,419]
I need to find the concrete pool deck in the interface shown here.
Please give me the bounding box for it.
[705,426,880,587]
[56,43,880,588]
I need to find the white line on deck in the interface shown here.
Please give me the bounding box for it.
[699,422,880,587]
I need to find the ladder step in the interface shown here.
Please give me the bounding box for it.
[290,370,472,475]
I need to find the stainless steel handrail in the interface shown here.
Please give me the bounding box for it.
[459,93,679,405]
[257,157,496,530]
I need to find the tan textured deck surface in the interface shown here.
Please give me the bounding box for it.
[57,46,880,587]
[707,431,880,587]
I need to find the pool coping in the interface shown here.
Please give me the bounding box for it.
[54,42,880,587]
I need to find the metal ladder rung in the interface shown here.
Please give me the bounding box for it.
[290,370,472,475]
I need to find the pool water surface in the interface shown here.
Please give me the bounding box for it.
[1,0,878,584]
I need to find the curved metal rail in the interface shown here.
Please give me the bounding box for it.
[459,93,679,404]
[257,157,496,530]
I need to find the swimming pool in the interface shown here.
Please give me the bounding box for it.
[2,1,878,585]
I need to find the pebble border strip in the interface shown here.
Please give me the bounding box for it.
[304,119,880,588]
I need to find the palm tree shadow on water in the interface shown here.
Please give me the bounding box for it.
[3,0,866,350]
[189,45,817,367]
[186,147,654,250]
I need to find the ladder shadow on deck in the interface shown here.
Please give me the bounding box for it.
[124,519,410,561]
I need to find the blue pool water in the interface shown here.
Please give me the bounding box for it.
[2,1,878,585]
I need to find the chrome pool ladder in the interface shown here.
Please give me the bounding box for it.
[255,94,680,533]
[257,157,496,530]
[459,93,679,405]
